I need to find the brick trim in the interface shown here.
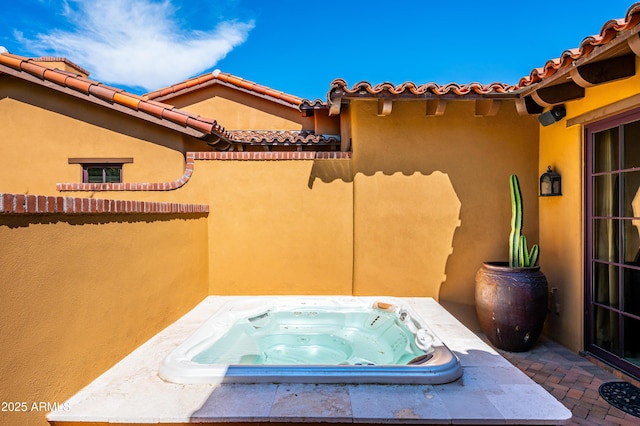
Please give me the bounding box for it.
[57,151,352,192]
[57,154,196,192]
[0,193,208,215]
[192,151,352,161]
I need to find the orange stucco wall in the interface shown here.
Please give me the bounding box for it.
[539,58,640,352]
[165,85,315,130]
[0,77,352,297]
[0,213,209,426]
[184,159,354,295]
[349,100,540,303]
[3,81,541,303]
[0,77,196,196]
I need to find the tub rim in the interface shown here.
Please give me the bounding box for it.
[158,295,463,385]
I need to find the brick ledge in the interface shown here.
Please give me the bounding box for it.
[57,151,352,192]
[0,193,208,215]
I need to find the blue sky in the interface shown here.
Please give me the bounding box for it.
[0,0,637,100]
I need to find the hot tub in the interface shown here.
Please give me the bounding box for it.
[159,296,462,384]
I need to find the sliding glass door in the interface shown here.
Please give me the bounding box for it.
[586,108,640,379]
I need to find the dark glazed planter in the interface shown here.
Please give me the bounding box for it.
[475,262,548,352]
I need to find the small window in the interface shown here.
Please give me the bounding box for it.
[68,157,133,184]
[84,164,122,183]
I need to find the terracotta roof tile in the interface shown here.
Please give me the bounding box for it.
[64,77,92,94]
[171,82,188,93]
[185,116,216,134]
[517,2,640,88]
[299,99,329,109]
[0,52,230,142]
[88,84,117,102]
[185,77,201,89]
[161,108,191,127]
[43,69,70,86]
[327,79,516,101]
[226,130,340,146]
[137,100,166,118]
[0,53,25,70]
[113,92,141,110]
[20,61,46,79]
[195,115,217,125]
[144,70,304,108]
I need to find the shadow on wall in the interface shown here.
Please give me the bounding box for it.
[0,212,208,229]
[305,101,539,304]
[350,170,461,298]
[309,157,462,299]
[308,158,354,188]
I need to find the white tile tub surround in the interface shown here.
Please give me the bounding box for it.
[48,296,572,425]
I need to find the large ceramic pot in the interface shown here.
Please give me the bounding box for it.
[475,262,548,352]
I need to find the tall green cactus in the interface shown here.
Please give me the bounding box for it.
[509,174,539,267]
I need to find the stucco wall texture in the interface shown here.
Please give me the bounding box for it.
[0,213,209,425]
[134,98,540,303]
[0,78,198,196]
[539,57,640,352]
[350,100,540,303]
[0,80,542,305]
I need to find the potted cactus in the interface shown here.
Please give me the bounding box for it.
[475,174,548,352]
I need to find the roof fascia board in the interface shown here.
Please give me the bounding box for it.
[566,92,640,127]
[0,64,207,138]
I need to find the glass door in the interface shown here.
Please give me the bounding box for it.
[586,108,640,379]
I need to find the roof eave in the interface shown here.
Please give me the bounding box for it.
[0,62,229,141]
[519,25,640,99]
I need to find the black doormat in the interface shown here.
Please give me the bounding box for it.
[598,381,640,418]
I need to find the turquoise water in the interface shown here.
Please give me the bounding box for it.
[192,308,427,365]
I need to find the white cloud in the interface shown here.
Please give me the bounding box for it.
[21,0,254,92]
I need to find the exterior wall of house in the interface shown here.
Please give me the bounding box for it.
[7,44,640,421]
[181,158,355,295]
[0,209,209,426]
[54,153,356,296]
[41,97,539,303]
[348,99,540,303]
[165,85,315,130]
[0,74,541,305]
[539,116,583,353]
[0,78,194,196]
[539,58,640,352]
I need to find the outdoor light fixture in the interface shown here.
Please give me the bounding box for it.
[540,166,561,196]
[538,106,566,126]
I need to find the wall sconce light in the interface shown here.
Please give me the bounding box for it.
[538,106,566,127]
[540,166,562,196]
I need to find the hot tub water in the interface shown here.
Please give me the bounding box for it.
[192,307,432,366]
[159,296,462,384]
